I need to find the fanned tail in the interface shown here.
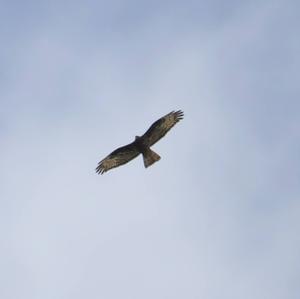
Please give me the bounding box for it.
[143,148,161,168]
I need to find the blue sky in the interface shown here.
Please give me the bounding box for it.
[1,1,300,298]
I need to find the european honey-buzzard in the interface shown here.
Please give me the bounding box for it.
[95,110,184,174]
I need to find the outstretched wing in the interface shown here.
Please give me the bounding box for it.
[96,142,140,174]
[142,110,184,146]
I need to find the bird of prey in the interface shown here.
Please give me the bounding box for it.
[95,110,184,174]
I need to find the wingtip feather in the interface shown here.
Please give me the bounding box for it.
[174,110,184,120]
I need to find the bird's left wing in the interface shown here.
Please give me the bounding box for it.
[142,110,184,146]
[96,142,140,174]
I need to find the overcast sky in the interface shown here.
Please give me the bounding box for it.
[1,1,300,298]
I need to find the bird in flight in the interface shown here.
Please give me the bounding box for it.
[95,110,184,174]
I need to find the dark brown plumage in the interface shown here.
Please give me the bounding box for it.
[95,110,184,174]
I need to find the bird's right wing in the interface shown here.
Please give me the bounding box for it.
[96,142,140,174]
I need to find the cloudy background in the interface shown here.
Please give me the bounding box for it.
[1,0,300,298]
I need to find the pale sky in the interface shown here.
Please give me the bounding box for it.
[1,1,300,298]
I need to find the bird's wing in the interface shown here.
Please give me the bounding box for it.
[142,110,184,146]
[96,142,140,174]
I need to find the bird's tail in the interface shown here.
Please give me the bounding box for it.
[143,148,161,168]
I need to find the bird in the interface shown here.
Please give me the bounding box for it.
[95,110,184,174]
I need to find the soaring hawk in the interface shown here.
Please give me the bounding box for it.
[95,110,184,174]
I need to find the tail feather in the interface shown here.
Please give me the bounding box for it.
[143,149,161,168]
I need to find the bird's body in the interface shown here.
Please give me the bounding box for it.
[134,136,161,167]
[134,135,148,153]
[95,110,184,174]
